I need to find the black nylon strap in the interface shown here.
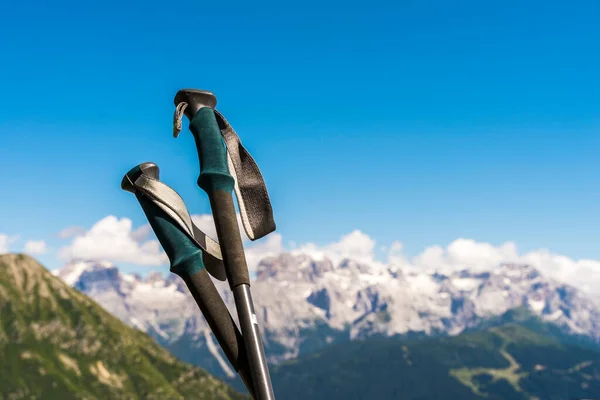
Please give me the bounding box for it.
[215,110,276,241]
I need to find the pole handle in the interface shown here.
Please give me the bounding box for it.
[121,163,202,276]
[174,89,275,399]
[121,164,255,397]
[191,107,236,195]
[174,90,250,288]
[174,89,234,196]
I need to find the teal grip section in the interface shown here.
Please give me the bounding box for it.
[134,193,205,277]
[188,107,235,195]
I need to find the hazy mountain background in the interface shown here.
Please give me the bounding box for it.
[5,250,600,399]
[51,249,600,399]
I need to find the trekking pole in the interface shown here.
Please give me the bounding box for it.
[121,162,256,398]
[173,89,276,400]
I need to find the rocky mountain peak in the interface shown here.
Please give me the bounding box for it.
[53,259,117,286]
[256,253,335,281]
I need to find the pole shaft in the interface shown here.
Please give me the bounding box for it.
[179,270,256,396]
[210,192,275,400]
[233,284,274,400]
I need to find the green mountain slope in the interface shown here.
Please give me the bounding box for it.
[270,312,600,400]
[0,253,247,400]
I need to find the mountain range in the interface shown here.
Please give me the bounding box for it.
[0,253,245,400]
[4,251,600,399]
[53,252,600,382]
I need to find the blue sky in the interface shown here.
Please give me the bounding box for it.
[0,0,599,273]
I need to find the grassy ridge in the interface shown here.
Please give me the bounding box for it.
[0,253,247,400]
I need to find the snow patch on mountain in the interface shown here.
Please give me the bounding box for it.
[53,259,114,286]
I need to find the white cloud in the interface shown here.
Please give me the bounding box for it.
[53,214,600,295]
[412,239,520,272]
[387,241,407,266]
[24,240,47,255]
[294,230,383,267]
[328,230,376,261]
[131,225,152,243]
[0,234,19,254]
[0,235,11,254]
[57,226,86,239]
[289,233,600,295]
[58,216,167,266]
[401,238,600,295]
[412,245,445,269]
[520,250,600,295]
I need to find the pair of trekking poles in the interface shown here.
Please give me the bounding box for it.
[121,89,276,399]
